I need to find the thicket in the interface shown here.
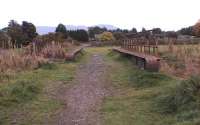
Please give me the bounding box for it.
[68,30,89,42]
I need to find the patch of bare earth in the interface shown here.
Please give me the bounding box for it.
[55,54,110,125]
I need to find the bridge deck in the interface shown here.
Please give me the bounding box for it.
[113,47,161,72]
[65,46,84,61]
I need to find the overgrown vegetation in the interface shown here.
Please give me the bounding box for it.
[100,48,200,125]
[156,76,200,115]
[68,30,89,42]
[159,44,200,78]
[0,49,47,79]
[0,60,80,124]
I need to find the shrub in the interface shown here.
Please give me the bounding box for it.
[98,32,115,41]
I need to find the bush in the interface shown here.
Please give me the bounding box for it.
[156,76,200,114]
[98,32,115,41]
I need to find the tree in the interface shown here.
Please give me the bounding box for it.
[68,30,89,42]
[88,26,107,38]
[152,28,162,34]
[36,32,66,42]
[55,23,68,39]
[193,21,200,37]
[122,29,129,33]
[142,28,146,32]
[1,20,38,47]
[131,28,137,33]
[113,32,126,40]
[22,21,37,43]
[0,30,11,48]
[7,20,26,47]
[0,31,9,41]
[178,26,194,36]
[116,28,123,32]
[98,32,115,41]
[165,31,178,38]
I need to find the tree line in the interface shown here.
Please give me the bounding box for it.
[0,21,90,48]
[0,19,200,48]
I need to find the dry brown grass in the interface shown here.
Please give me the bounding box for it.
[0,49,48,81]
[40,43,66,59]
[159,44,200,78]
[0,49,47,71]
[0,41,81,80]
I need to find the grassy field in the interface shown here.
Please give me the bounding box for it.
[0,56,84,124]
[99,47,200,125]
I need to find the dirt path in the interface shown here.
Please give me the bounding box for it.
[57,54,110,125]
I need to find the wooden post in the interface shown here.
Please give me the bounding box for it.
[33,42,36,55]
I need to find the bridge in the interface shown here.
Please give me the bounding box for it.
[113,31,162,72]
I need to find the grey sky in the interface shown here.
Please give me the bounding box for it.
[0,0,199,31]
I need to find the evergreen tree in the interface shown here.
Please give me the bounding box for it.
[22,21,38,42]
[55,23,68,38]
[131,28,137,33]
[7,20,26,47]
[68,30,89,42]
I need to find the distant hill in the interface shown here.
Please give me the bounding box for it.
[36,26,55,35]
[36,24,118,35]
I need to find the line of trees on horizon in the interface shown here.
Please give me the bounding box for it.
[0,20,90,48]
[0,20,200,48]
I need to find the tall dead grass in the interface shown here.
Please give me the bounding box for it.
[40,43,66,59]
[0,49,47,81]
[160,44,200,78]
[0,41,78,81]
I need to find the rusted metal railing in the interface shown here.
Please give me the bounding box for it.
[121,38,159,56]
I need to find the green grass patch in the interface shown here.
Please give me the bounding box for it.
[39,62,58,70]
[130,70,171,88]
[0,80,40,107]
[107,50,170,88]
[155,76,200,122]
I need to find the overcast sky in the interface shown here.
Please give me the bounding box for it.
[0,0,199,31]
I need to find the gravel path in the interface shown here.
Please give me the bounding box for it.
[58,54,110,125]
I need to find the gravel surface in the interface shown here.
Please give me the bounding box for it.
[57,54,110,125]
